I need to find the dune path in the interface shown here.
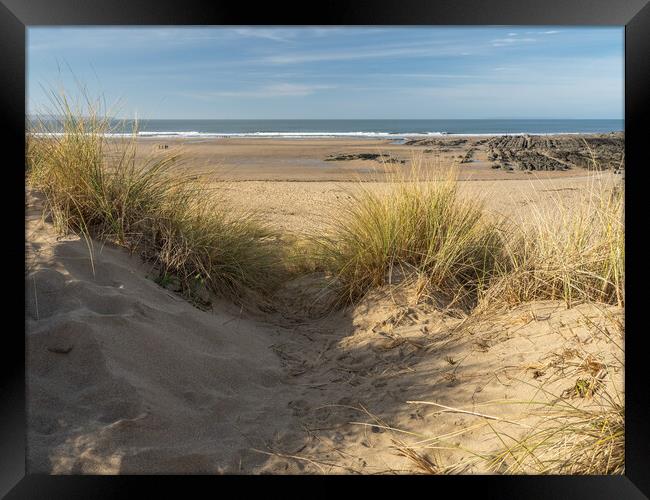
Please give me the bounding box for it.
[26,191,623,474]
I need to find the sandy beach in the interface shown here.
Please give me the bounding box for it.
[124,135,621,234]
[26,135,624,473]
[131,135,621,181]
[122,134,622,235]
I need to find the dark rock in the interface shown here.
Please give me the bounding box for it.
[485,133,623,171]
[325,153,405,164]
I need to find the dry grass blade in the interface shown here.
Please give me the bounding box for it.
[406,400,533,428]
[485,395,624,474]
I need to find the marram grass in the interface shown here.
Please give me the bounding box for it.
[316,159,507,308]
[482,174,624,309]
[27,92,284,302]
[317,156,624,310]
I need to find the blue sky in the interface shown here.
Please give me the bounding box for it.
[27,27,623,119]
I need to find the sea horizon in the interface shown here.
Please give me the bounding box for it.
[29,118,624,139]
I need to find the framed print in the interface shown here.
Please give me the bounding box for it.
[2,0,649,497]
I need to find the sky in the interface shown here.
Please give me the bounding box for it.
[27,26,624,120]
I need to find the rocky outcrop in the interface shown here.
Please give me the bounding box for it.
[404,138,467,147]
[485,133,623,171]
[325,153,406,164]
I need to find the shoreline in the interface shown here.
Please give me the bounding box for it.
[29,132,623,183]
[121,133,623,182]
[31,131,624,139]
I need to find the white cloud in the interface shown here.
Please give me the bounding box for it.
[377,73,484,79]
[181,83,336,99]
[492,37,537,47]
[259,42,469,64]
[525,30,561,35]
[231,29,294,42]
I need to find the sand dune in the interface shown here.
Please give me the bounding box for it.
[26,193,297,473]
[26,191,623,474]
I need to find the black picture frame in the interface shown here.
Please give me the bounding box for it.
[2,1,648,497]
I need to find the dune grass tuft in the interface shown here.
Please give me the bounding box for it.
[27,91,284,301]
[485,391,624,474]
[482,174,624,309]
[317,159,507,308]
[397,389,624,475]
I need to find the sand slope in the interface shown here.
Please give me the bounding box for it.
[260,284,624,473]
[26,192,623,474]
[26,193,298,473]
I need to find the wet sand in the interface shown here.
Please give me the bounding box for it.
[131,136,601,182]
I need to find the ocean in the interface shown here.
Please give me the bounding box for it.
[32,118,624,139]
